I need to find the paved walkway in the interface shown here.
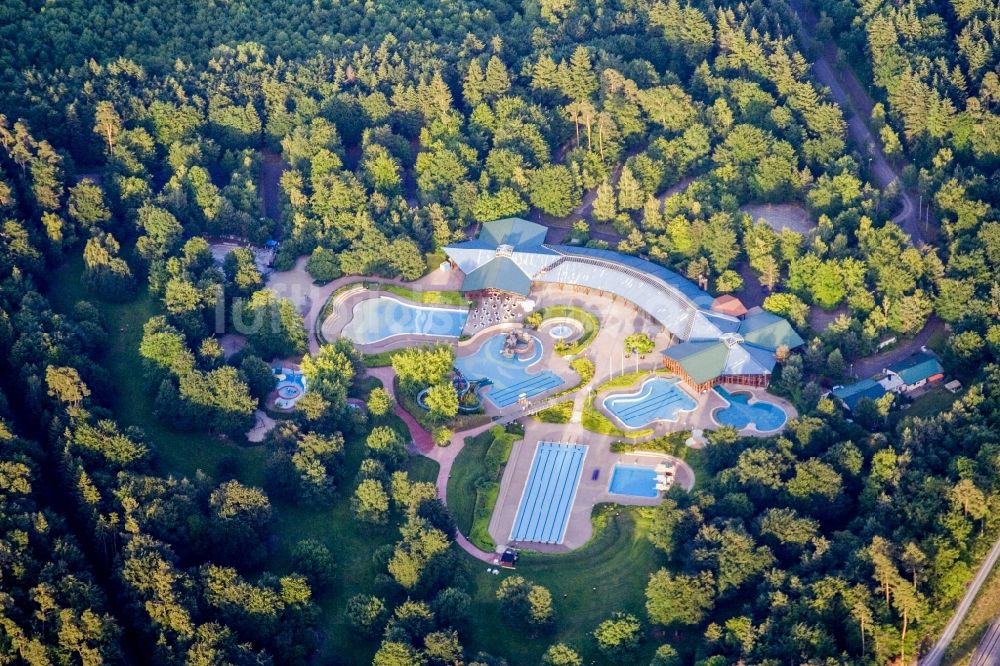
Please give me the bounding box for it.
[366,366,435,454]
[366,364,498,561]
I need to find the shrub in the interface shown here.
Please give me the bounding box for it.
[570,357,595,384]
[535,400,573,424]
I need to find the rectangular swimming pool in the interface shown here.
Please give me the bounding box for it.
[510,442,587,544]
[608,465,659,498]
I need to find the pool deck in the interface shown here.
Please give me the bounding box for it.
[487,420,696,553]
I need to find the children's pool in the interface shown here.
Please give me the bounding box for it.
[713,386,787,431]
[608,465,659,498]
[273,367,307,410]
[510,442,587,544]
[455,334,563,408]
[341,296,468,345]
[602,377,696,429]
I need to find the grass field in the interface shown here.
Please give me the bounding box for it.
[907,385,962,419]
[374,282,468,306]
[48,254,267,482]
[447,426,518,550]
[463,505,662,663]
[594,368,667,394]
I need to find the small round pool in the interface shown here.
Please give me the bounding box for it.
[277,384,302,400]
[549,324,574,339]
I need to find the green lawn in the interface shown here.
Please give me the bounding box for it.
[594,368,667,394]
[463,505,662,663]
[907,385,962,419]
[447,426,517,548]
[48,254,267,482]
[374,282,468,306]
[361,349,397,367]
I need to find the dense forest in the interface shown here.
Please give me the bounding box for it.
[0,0,998,664]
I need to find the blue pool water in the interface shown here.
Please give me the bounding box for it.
[609,465,659,498]
[602,377,697,429]
[511,442,587,544]
[341,297,468,344]
[713,386,787,431]
[455,334,563,408]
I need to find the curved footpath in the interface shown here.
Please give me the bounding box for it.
[788,0,923,246]
[366,365,498,562]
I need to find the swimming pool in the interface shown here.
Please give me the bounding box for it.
[510,442,587,544]
[602,377,696,429]
[341,296,469,345]
[608,465,659,498]
[273,367,308,410]
[455,334,563,408]
[713,386,787,431]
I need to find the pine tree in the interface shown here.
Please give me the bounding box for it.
[592,179,617,222]
[93,101,123,156]
[617,166,643,211]
[531,55,560,92]
[463,59,486,107]
[483,56,511,100]
[563,47,597,101]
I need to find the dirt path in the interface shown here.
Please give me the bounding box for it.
[788,0,923,246]
[259,151,287,223]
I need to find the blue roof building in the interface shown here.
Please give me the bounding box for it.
[831,379,888,411]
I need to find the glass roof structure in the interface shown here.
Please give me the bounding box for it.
[443,218,804,384]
